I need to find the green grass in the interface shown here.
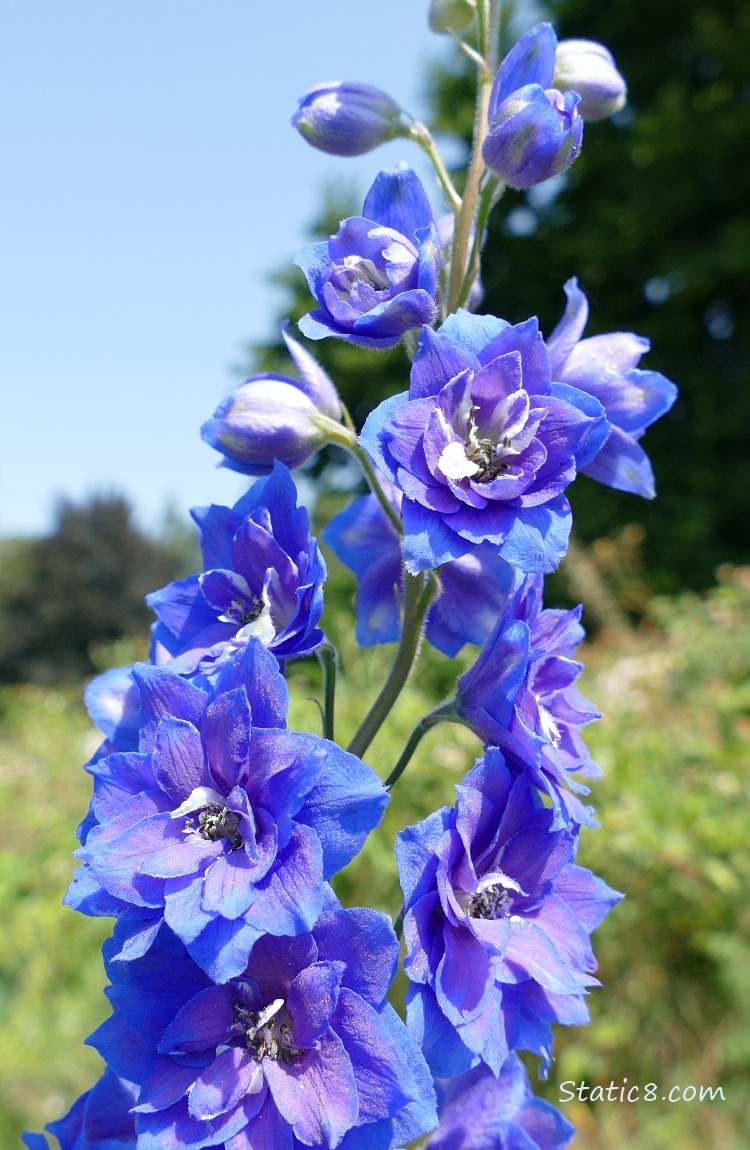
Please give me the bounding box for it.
[2,564,748,1147]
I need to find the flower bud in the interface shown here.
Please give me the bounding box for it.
[201,327,342,474]
[554,39,627,120]
[292,82,407,157]
[428,0,476,35]
[482,84,583,188]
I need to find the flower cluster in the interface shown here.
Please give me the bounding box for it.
[31,9,675,1150]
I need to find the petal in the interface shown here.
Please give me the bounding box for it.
[157,985,235,1055]
[288,960,344,1047]
[264,1030,358,1146]
[362,165,435,238]
[188,1047,264,1121]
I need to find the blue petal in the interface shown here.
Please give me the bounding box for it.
[401,500,473,573]
[410,324,479,400]
[362,164,435,238]
[498,497,572,573]
[491,22,558,111]
[582,424,656,497]
[547,277,589,375]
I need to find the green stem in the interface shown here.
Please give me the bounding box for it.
[385,701,461,789]
[410,123,462,212]
[446,0,501,313]
[347,569,437,760]
[393,905,405,940]
[317,642,338,742]
[321,417,403,537]
[455,175,505,310]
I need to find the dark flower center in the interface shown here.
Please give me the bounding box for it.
[224,594,264,627]
[467,882,513,920]
[465,408,514,481]
[234,998,303,1064]
[185,802,243,850]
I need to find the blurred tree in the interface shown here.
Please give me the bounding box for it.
[0,494,190,684]
[243,0,749,596]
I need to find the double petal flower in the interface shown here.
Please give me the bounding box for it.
[361,309,609,573]
[398,753,620,1078]
[89,899,437,1149]
[68,641,389,983]
[456,572,602,827]
[296,165,440,349]
[148,461,326,670]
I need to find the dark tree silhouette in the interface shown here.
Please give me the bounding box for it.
[0,494,189,684]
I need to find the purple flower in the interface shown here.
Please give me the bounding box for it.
[68,641,389,983]
[292,82,407,157]
[397,752,621,1078]
[93,901,438,1150]
[360,310,609,574]
[323,475,514,656]
[456,572,602,827]
[547,278,678,498]
[201,324,342,475]
[482,24,583,189]
[23,1071,138,1149]
[427,1056,575,1149]
[295,165,440,350]
[554,40,627,122]
[147,462,326,672]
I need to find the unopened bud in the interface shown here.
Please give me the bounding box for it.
[483,85,583,189]
[201,327,342,474]
[429,0,476,36]
[554,39,627,121]
[292,82,407,157]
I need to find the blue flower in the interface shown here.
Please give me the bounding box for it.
[427,1056,575,1149]
[360,310,609,574]
[68,641,389,983]
[292,82,407,157]
[295,165,440,350]
[397,752,621,1078]
[23,1071,138,1149]
[91,900,438,1150]
[483,24,583,189]
[201,324,342,475]
[148,462,326,671]
[323,474,514,656]
[456,572,602,827]
[547,278,678,498]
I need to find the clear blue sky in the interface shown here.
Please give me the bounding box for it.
[1,2,451,537]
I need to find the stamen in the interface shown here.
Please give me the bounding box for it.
[234,998,303,1064]
[466,882,513,920]
[194,803,243,850]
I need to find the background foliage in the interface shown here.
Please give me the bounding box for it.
[2,556,748,1147]
[1,0,748,1146]
[249,0,750,596]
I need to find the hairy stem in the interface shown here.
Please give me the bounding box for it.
[323,417,403,536]
[410,123,462,212]
[447,0,502,313]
